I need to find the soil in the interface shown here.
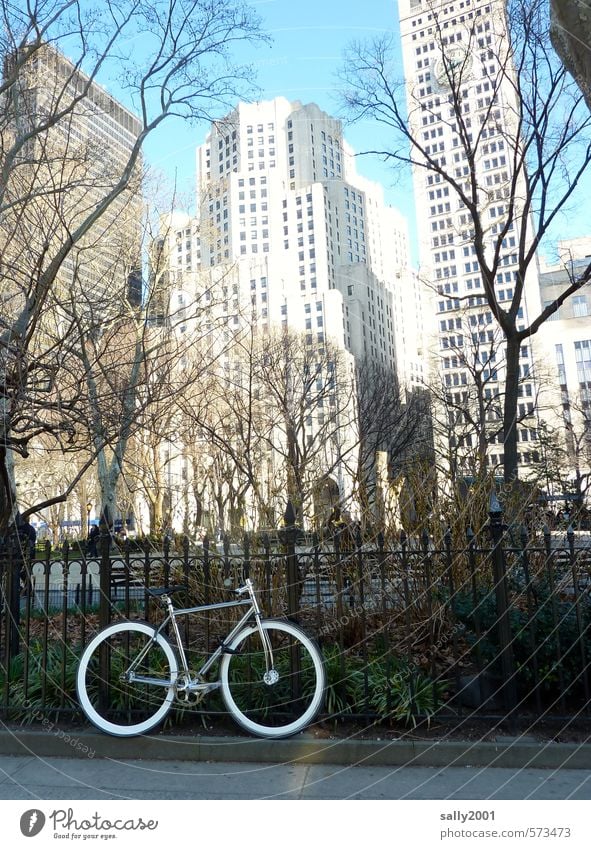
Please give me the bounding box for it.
[3,712,591,745]
[122,716,591,745]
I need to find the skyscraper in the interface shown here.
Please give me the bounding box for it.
[398,0,543,475]
[2,44,143,310]
[157,97,424,526]
[163,97,423,384]
[4,44,145,534]
[535,239,591,496]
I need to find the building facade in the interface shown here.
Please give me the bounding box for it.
[536,241,591,499]
[398,0,543,476]
[7,44,144,534]
[191,98,424,380]
[154,98,425,530]
[3,44,143,309]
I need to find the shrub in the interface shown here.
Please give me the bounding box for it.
[366,656,448,727]
[0,639,80,720]
[320,645,366,716]
[452,580,591,704]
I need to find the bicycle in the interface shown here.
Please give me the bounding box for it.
[76,578,325,739]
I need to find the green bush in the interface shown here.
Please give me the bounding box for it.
[320,646,446,726]
[0,640,80,720]
[452,579,591,704]
[365,656,447,727]
[321,645,366,716]
[1,638,445,730]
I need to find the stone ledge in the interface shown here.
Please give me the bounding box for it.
[1,728,590,769]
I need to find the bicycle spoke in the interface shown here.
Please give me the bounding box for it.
[221,621,324,737]
[77,623,176,737]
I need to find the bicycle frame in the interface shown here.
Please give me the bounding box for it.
[125,579,275,690]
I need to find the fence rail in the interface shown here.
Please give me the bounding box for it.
[2,513,591,731]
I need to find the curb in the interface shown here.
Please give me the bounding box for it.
[1,729,591,769]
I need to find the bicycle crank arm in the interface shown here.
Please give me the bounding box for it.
[188,681,220,694]
[126,674,174,688]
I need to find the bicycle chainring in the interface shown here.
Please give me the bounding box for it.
[175,674,207,704]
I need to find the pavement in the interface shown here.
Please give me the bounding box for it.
[0,728,591,799]
[1,752,591,799]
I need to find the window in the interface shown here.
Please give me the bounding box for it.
[575,339,591,387]
[573,295,588,317]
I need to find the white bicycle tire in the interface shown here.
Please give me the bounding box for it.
[219,619,325,739]
[77,621,178,737]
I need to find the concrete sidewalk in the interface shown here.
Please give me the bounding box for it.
[1,753,591,799]
[1,727,591,800]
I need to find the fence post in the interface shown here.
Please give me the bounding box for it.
[243,532,250,581]
[488,490,517,721]
[466,527,483,675]
[99,522,111,631]
[262,532,271,611]
[182,535,190,587]
[283,500,301,706]
[520,524,541,714]
[284,500,299,623]
[567,524,590,709]
[203,534,211,652]
[6,535,21,660]
[543,523,566,713]
[98,520,111,715]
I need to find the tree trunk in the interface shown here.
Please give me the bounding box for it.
[148,492,164,534]
[0,442,17,535]
[476,372,488,476]
[503,335,521,483]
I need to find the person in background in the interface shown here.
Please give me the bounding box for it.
[18,516,37,558]
[87,523,99,557]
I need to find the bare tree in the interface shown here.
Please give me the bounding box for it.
[0,0,265,533]
[14,445,97,544]
[533,390,591,506]
[351,358,429,528]
[252,329,358,526]
[178,322,280,533]
[340,0,591,485]
[177,326,359,530]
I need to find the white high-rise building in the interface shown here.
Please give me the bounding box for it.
[398,0,543,474]
[535,241,591,496]
[191,97,424,383]
[155,98,425,528]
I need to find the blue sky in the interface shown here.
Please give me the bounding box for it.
[138,0,590,266]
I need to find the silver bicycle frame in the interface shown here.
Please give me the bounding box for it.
[126,578,275,688]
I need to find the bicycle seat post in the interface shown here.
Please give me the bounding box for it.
[161,594,175,617]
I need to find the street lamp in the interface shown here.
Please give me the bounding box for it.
[86,502,92,538]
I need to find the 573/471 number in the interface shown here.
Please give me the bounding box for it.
[526,828,571,838]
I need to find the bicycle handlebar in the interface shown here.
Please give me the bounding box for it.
[222,578,252,596]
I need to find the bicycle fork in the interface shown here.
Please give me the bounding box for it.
[243,579,277,683]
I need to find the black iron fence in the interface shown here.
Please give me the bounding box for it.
[2,508,591,730]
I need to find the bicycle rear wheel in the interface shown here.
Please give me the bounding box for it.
[219,619,325,738]
[77,621,178,737]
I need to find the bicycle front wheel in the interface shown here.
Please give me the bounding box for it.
[77,621,178,737]
[219,619,325,738]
